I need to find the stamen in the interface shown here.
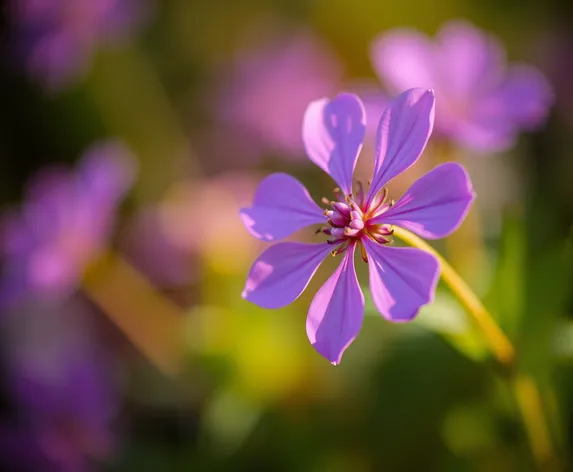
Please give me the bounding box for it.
[328,213,348,227]
[332,202,351,217]
[331,228,345,239]
[319,185,395,251]
[333,188,345,202]
[349,218,364,230]
[344,227,361,237]
[348,201,364,217]
[360,243,368,263]
[371,233,390,244]
[349,210,364,230]
[330,242,350,257]
[369,187,389,213]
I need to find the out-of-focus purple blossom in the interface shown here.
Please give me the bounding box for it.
[240,90,475,364]
[0,296,121,472]
[157,172,264,273]
[10,0,150,89]
[0,141,137,303]
[121,172,261,295]
[121,207,198,291]
[368,20,553,152]
[213,29,344,163]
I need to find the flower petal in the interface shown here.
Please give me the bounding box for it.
[453,114,517,152]
[242,242,332,309]
[306,244,364,364]
[485,64,554,130]
[437,20,506,99]
[302,93,366,196]
[363,239,439,322]
[457,65,553,152]
[239,173,325,242]
[370,29,436,92]
[373,163,475,239]
[367,88,435,203]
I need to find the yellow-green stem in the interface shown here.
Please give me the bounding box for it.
[393,226,514,367]
[393,227,560,471]
[514,375,560,472]
[433,141,489,286]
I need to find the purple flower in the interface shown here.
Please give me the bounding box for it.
[369,20,553,151]
[239,89,475,364]
[213,29,343,163]
[0,141,136,302]
[10,0,149,89]
[0,296,121,472]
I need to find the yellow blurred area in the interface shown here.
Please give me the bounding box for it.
[187,303,321,403]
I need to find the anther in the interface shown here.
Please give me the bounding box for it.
[332,202,351,217]
[349,218,364,230]
[331,228,345,239]
[344,227,361,237]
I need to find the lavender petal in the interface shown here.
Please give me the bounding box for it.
[239,173,325,242]
[364,240,439,322]
[306,244,364,364]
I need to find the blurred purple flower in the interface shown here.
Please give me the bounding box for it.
[214,29,343,163]
[121,206,198,292]
[10,0,149,89]
[240,89,475,364]
[369,20,553,151]
[0,141,137,303]
[0,296,121,472]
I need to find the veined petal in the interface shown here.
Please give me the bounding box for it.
[306,244,364,364]
[302,93,366,196]
[367,89,435,204]
[242,242,332,309]
[363,240,439,322]
[372,163,475,239]
[370,29,436,92]
[240,173,324,242]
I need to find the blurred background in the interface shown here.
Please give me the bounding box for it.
[0,0,572,471]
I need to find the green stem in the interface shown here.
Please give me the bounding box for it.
[393,226,514,367]
[513,375,560,472]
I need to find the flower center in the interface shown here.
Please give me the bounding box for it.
[317,182,394,258]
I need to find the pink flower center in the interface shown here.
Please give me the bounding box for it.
[318,182,394,260]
